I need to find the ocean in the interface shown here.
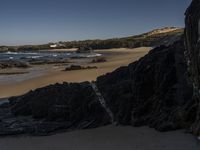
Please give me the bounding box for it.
[0,51,102,61]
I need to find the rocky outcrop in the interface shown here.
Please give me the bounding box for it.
[0,60,29,69]
[0,41,197,136]
[64,65,97,71]
[0,82,110,136]
[0,41,196,136]
[97,40,194,131]
[76,47,93,53]
[185,0,200,135]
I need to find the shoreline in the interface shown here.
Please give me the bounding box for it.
[0,47,151,98]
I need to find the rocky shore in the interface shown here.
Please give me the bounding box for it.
[0,82,110,136]
[97,39,194,131]
[0,0,200,137]
[64,65,97,71]
[0,39,196,136]
[0,60,29,69]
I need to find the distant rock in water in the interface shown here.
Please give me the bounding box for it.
[64,65,97,71]
[76,47,93,53]
[0,60,29,69]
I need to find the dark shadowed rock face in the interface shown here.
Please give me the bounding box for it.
[185,0,200,87]
[185,0,200,135]
[97,40,194,131]
[0,82,110,136]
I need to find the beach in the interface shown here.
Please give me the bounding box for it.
[0,125,199,150]
[0,47,151,98]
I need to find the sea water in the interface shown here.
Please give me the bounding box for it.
[0,51,102,61]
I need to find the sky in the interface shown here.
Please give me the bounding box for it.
[0,0,192,46]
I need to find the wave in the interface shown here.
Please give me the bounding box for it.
[86,53,102,58]
[6,51,39,55]
[26,56,43,59]
[6,51,18,55]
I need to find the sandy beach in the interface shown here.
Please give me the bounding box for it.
[0,125,199,150]
[0,47,151,98]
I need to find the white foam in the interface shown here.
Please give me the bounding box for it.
[27,56,42,59]
[86,53,102,58]
[6,52,38,55]
[6,51,18,55]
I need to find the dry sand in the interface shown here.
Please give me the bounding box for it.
[0,125,199,150]
[0,47,151,98]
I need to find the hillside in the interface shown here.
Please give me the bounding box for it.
[0,27,183,52]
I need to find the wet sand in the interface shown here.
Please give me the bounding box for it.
[0,125,199,150]
[0,47,151,98]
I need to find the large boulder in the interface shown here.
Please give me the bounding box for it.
[0,82,110,135]
[97,40,194,131]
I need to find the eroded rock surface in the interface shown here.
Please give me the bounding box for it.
[0,82,110,136]
[0,60,29,69]
[97,40,194,131]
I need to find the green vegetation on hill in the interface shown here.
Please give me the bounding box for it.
[0,27,183,52]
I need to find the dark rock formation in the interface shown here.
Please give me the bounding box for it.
[28,58,69,65]
[0,60,29,69]
[76,47,93,53]
[0,82,110,136]
[91,57,107,63]
[64,65,97,71]
[185,0,200,135]
[97,40,194,131]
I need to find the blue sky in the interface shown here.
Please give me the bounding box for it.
[0,0,192,46]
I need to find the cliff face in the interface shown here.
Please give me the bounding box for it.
[185,0,200,135]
